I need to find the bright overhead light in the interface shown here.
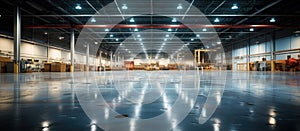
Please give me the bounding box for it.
[140,43,143,45]
[172,18,177,22]
[129,18,135,22]
[177,4,183,10]
[217,42,221,44]
[116,38,119,41]
[137,34,141,37]
[95,42,98,45]
[44,32,48,35]
[125,49,128,51]
[75,4,82,10]
[134,28,139,32]
[162,42,166,45]
[191,38,194,41]
[270,17,276,23]
[196,34,200,37]
[231,3,238,10]
[164,38,167,41]
[166,34,170,37]
[249,28,254,32]
[105,28,109,32]
[121,4,128,10]
[91,18,96,23]
[58,36,64,40]
[139,38,142,41]
[168,28,172,32]
[110,34,113,37]
[202,28,207,32]
[214,18,220,23]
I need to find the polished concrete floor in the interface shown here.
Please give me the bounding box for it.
[0,70,299,131]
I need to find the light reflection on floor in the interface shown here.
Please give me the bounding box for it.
[0,71,299,131]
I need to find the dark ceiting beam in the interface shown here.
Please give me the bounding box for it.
[24,24,300,29]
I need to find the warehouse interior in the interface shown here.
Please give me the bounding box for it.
[0,0,300,131]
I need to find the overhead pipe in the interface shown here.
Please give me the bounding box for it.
[204,1,215,13]
[209,0,226,14]
[85,0,100,14]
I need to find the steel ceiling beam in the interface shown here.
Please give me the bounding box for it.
[24,24,299,29]
[21,14,300,17]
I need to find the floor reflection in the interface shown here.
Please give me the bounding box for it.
[0,71,299,131]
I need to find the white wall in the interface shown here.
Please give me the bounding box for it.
[21,42,47,59]
[291,36,300,49]
[0,37,13,52]
[275,37,291,51]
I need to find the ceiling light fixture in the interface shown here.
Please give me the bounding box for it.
[270,17,276,23]
[196,34,200,37]
[121,4,128,10]
[231,4,238,10]
[110,34,113,37]
[91,18,96,23]
[191,38,194,41]
[105,28,109,32]
[58,36,64,40]
[168,28,172,32]
[116,38,119,41]
[164,38,167,41]
[129,18,135,22]
[75,4,82,10]
[134,28,139,32]
[202,28,207,32]
[95,42,98,45]
[166,34,170,37]
[214,18,220,23]
[172,18,177,22]
[217,42,221,44]
[177,4,183,10]
[137,34,141,37]
[249,28,254,32]
[44,32,48,35]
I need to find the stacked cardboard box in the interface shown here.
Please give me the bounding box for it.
[44,63,51,72]
[51,62,66,72]
[74,64,84,72]
[0,56,11,73]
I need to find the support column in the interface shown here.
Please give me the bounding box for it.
[110,52,113,69]
[117,54,120,67]
[114,54,117,67]
[271,31,276,71]
[246,39,250,71]
[99,51,102,70]
[13,5,21,74]
[194,50,196,66]
[70,28,75,72]
[86,44,89,71]
[198,50,200,64]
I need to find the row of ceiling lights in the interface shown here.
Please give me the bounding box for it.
[71,2,271,49]
[75,2,277,24]
[75,3,241,11]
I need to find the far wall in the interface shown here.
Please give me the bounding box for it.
[231,35,300,70]
[0,36,102,66]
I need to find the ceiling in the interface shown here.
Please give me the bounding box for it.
[0,0,300,58]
